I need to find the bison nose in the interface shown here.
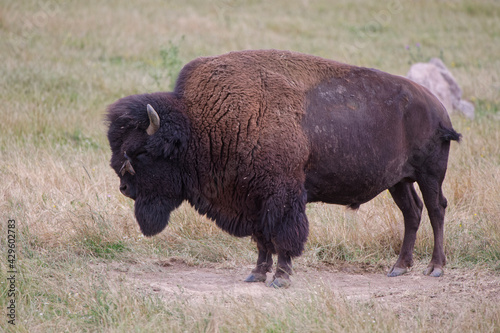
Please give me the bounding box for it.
[120,184,128,194]
[120,182,136,200]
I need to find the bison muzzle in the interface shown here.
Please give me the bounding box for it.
[107,50,461,288]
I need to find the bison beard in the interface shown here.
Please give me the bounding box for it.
[107,49,461,288]
[134,195,182,237]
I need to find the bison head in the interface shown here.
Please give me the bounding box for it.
[106,93,190,236]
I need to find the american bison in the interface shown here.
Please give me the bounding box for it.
[107,50,460,288]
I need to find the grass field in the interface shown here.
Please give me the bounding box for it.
[1,0,499,332]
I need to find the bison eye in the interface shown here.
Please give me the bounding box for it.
[135,151,147,160]
[132,148,150,163]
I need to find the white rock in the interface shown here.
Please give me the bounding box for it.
[406,58,474,119]
[457,100,475,120]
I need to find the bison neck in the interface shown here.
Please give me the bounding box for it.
[183,169,259,238]
[186,195,257,238]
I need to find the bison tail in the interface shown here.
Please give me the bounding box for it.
[439,124,462,143]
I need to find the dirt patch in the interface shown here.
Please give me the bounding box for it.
[97,258,500,310]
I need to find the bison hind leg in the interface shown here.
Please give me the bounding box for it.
[388,181,423,277]
[417,177,448,277]
[415,137,452,277]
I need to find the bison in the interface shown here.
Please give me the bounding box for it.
[107,50,460,288]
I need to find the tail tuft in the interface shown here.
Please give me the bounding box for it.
[439,124,462,142]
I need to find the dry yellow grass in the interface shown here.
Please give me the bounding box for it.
[1,0,499,332]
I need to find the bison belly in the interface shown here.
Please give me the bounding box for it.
[303,69,413,206]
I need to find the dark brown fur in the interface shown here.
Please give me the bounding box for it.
[107,50,460,287]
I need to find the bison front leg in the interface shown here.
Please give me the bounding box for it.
[245,238,273,283]
[268,253,293,288]
[257,184,309,288]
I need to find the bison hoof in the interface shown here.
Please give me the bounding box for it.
[244,273,267,283]
[387,266,408,277]
[423,265,443,277]
[267,277,291,289]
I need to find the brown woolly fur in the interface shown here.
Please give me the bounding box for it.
[107,49,460,287]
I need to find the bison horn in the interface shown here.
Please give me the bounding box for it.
[125,160,135,175]
[120,151,136,176]
[120,160,136,176]
[146,104,160,135]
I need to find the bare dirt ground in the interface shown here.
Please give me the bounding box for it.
[94,258,500,312]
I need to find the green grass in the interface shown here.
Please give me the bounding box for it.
[1,0,499,332]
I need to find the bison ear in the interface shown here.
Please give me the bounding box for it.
[157,131,188,159]
[147,106,189,160]
[146,104,160,135]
